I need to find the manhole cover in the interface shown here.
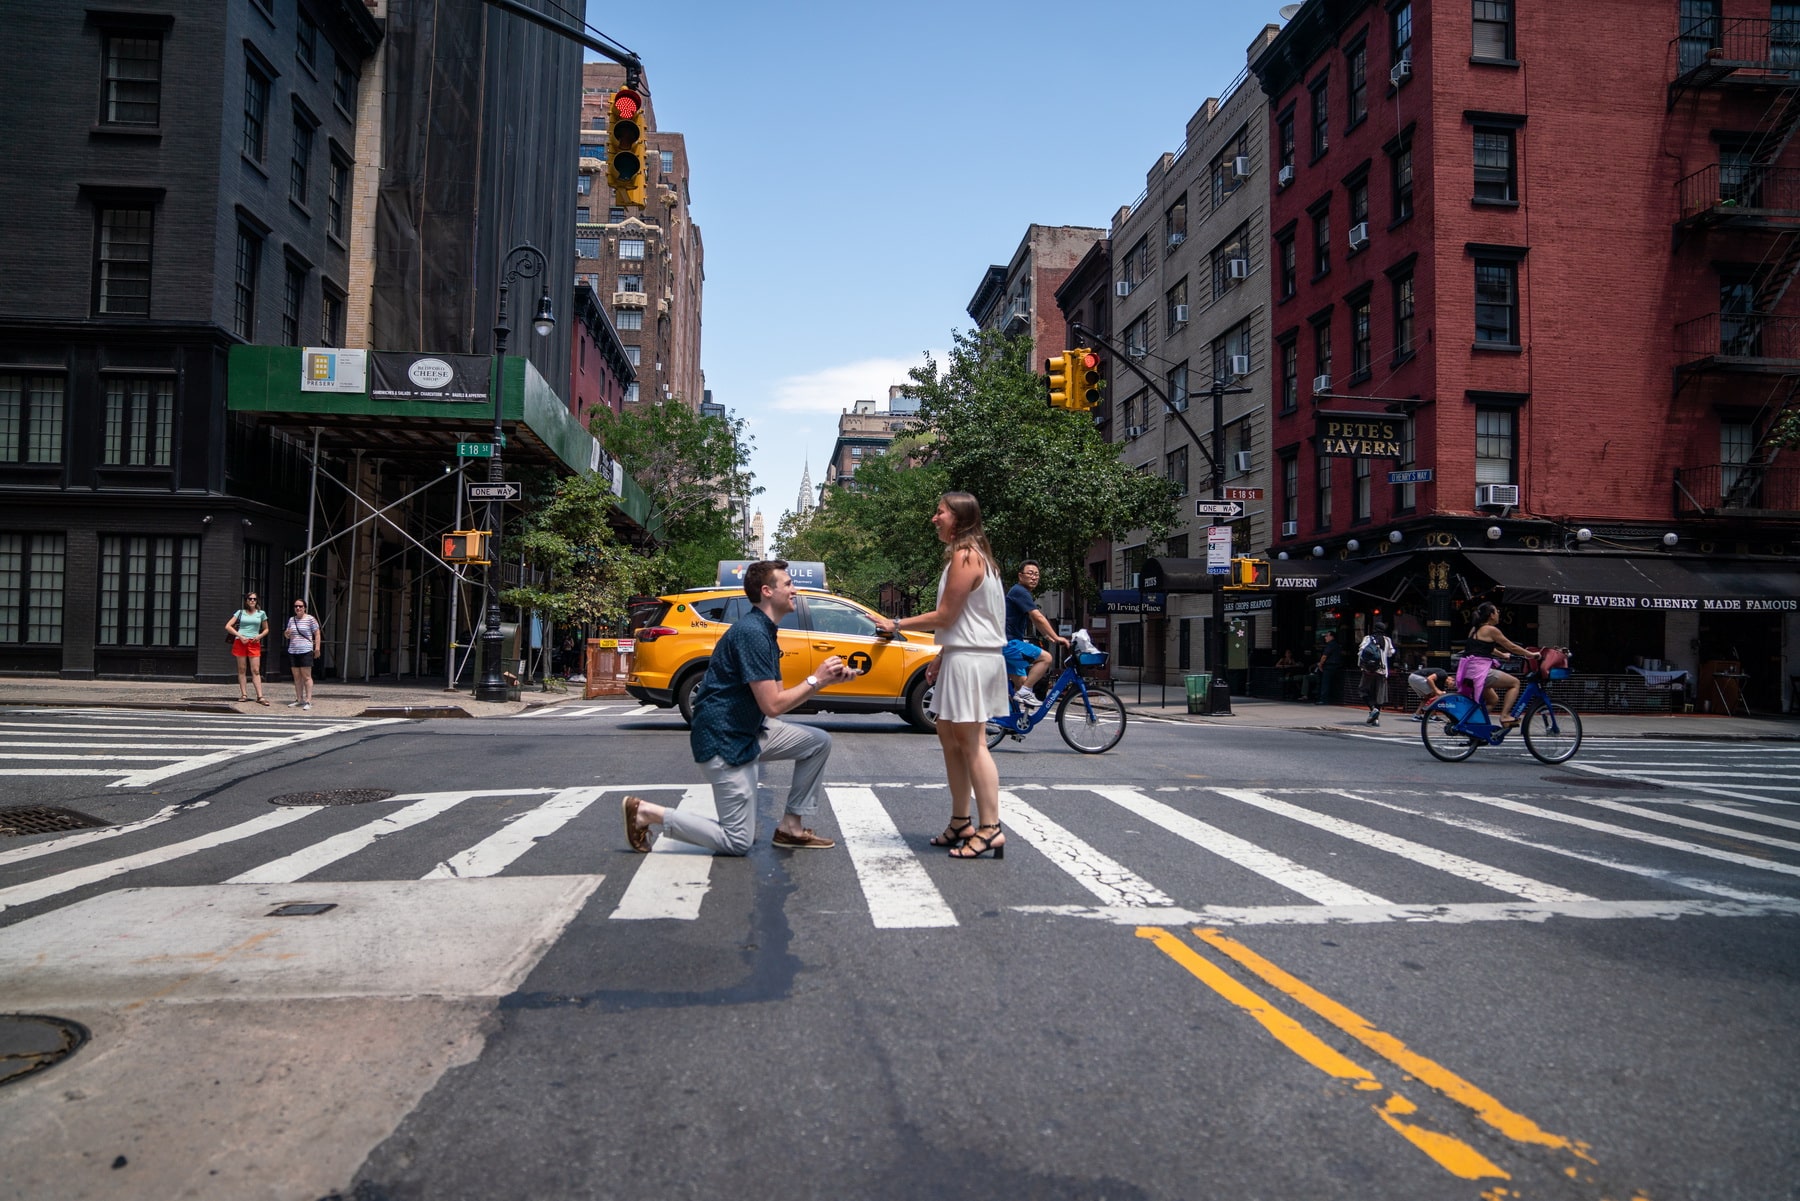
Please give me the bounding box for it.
[1542,775,1663,791]
[268,789,395,807]
[0,807,109,838]
[0,1015,90,1086]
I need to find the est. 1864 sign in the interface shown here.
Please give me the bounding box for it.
[1315,414,1404,458]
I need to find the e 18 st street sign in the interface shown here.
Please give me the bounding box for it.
[467,482,522,502]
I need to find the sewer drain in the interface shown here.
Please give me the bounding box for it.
[1543,775,1664,791]
[0,807,109,838]
[0,1015,90,1087]
[268,789,395,807]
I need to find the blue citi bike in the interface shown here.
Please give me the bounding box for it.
[1417,648,1583,765]
[984,648,1126,754]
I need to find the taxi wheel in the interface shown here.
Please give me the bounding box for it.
[675,665,707,726]
[902,674,936,733]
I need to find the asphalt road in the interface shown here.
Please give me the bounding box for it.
[1,704,1797,1201]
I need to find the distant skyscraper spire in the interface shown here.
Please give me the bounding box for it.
[796,461,815,514]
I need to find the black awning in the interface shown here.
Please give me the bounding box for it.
[1461,551,1800,612]
[1311,554,1413,608]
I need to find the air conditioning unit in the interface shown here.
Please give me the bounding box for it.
[1233,155,1252,179]
[1128,345,1146,358]
[1282,520,1300,537]
[1174,303,1190,323]
[1229,353,1251,376]
[1348,222,1370,250]
[1172,395,1189,412]
[1116,280,1133,297]
[1476,483,1520,507]
[1312,373,1332,392]
[1278,164,1295,187]
[1125,424,1145,439]
[1228,258,1250,279]
[1168,231,1186,247]
[1390,58,1411,86]
[1130,573,1142,589]
[1233,450,1254,473]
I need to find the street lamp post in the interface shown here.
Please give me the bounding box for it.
[475,242,556,703]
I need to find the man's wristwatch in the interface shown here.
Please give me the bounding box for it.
[805,675,820,689]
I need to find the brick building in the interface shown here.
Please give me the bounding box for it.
[578,63,704,409]
[1251,0,1800,711]
[822,388,921,490]
[570,282,636,427]
[1053,237,1116,654]
[967,224,1106,366]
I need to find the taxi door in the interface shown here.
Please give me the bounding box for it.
[693,595,812,690]
[798,595,910,698]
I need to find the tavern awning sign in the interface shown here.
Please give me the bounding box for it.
[1315,415,1404,458]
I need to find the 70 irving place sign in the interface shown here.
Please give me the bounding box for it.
[1314,414,1404,458]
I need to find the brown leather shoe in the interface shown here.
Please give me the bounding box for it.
[771,827,835,850]
[621,794,651,853]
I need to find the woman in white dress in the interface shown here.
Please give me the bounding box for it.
[879,492,1009,859]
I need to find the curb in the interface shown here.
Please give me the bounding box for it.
[356,705,474,719]
[0,698,244,715]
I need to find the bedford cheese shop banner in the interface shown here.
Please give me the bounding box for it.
[369,352,492,402]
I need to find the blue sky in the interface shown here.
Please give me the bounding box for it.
[584,2,1289,536]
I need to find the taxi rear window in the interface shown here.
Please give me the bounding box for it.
[628,598,670,631]
[691,596,749,623]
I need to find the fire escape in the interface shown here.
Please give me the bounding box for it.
[1670,15,1800,519]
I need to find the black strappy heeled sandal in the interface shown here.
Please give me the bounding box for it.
[950,823,1004,860]
[929,815,974,847]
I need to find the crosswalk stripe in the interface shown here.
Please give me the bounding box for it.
[1214,788,1593,904]
[1000,792,1175,909]
[609,786,717,921]
[0,741,253,751]
[109,719,401,787]
[1081,786,1389,906]
[826,786,957,928]
[0,803,189,867]
[1679,802,1800,834]
[227,793,482,884]
[423,787,609,879]
[1557,794,1800,852]
[0,808,319,912]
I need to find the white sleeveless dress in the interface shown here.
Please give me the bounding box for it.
[931,561,1009,723]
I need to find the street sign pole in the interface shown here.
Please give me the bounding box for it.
[1210,375,1232,716]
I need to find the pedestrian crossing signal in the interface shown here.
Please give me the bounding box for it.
[1226,557,1270,589]
[442,530,489,565]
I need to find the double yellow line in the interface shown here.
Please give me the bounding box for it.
[1140,927,1647,1197]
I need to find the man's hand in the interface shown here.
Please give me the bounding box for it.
[818,655,858,683]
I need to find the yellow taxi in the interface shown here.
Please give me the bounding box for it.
[625,585,940,731]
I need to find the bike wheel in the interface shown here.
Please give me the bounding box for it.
[1522,701,1583,764]
[986,720,1008,749]
[1420,702,1479,762]
[1057,685,1126,754]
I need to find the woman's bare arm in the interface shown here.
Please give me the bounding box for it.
[888,549,986,633]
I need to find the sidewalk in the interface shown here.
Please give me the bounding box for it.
[1118,691,1800,741]
[0,675,578,720]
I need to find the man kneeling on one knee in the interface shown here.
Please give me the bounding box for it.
[622,560,859,855]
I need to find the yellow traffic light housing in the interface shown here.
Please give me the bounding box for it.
[1045,352,1074,409]
[607,85,647,208]
[1226,557,1271,589]
[443,530,489,565]
[1069,347,1102,411]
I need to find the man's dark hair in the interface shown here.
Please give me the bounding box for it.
[1018,559,1040,574]
[742,559,788,603]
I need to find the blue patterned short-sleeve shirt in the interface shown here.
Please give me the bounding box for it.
[689,608,782,766]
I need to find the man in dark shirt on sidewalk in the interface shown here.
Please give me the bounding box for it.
[1314,629,1345,706]
[622,560,858,854]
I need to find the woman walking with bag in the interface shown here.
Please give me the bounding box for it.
[225,593,270,705]
[285,598,321,710]
[878,492,1010,860]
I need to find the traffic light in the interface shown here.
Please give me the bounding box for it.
[606,85,647,208]
[1227,557,1271,589]
[1045,352,1074,409]
[442,530,489,565]
[1069,347,1102,411]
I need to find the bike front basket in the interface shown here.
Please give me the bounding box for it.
[1077,651,1108,667]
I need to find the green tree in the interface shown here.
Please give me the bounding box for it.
[500,470,667,629]
[773,439,948,609]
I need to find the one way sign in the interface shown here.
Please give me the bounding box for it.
[468,482,522,502]
[1194,499,1245,519]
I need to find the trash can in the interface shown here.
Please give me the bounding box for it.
[1185,674,1213,715]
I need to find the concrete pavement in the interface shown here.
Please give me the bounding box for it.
[0,675,578,720]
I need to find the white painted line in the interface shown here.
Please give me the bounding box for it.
[609,785,718,921]
[0,769,122,776]
[0,802,192,867]
[1573,768,1800,781]
[1011,897,1800,927]
[1680,802,1800,833]
[1557,794,1800,852]
[1559,762,1800,805]
[1450,792,1800,879]
[423,787,608,879]
[1215,787,1592,904]
[109,719,403,787]
[0,808,319,912]
[1078,786,1388,906]
[227,793,482,884]
[825,785,957,929]
[0,741,253,750]
[1000,792,1175,908]
[0,752,193,760]
[622,705,659,717]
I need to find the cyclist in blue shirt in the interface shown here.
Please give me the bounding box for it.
[1004,561,1069,712]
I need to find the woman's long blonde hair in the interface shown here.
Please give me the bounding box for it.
[939,491,999,577]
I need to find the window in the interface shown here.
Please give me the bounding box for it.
[1395,418,1418,509]
[1122,237,1150,291]
[1775,3,1800,73]
[1309,75,1330,159]
[1311,204,1330,277]
[1167,362,1188,412]
[0,534,65,645]
[576,237,600,259]
[1279,334,1299,413]
[289,112,315,207]
[281,260,305,345]
[1390,138,1414,222]
[615,308,642,330]
[327,153,350,239]
[1166,277,1187,331]
[1211,126,1249,208]
[1211,222,1249,299]
[1473,0,1515,61]
[1166,445,1189,496]
[1720,270,1758,353]
[576,206,590,223]
[0,375,65,464]
[609,206,626,222]
[580,142,604,158]
[1118,620,1143,668]
[332,53,356,114]
[619,238,646,259]
[296,11,318,69]
[320,283,344,344]
[1474,259,1519,346]
[95,206,153,316]
[243,58,270,162]
[1166,195,1188,247]
[1278,108,1297,170]
[1721,420,1756,498]
[625,346,641,367]
[577,174,592,195]
[1124,314,1149,360]
[806,596,878,637]
[623,382,640,403]
[1312,313,1333,384]
[1315,453,1333,528]
[1473,128,1516,202]
[103,377,174,466]
[1178,617,1192,672]
[1348,174,1369,231]
[1354,457,1372,521]
[242,541,269,606]
[1393,3,1413,66]
[97,535,200,647]
[1277,229,1297,299]
[1475,408,1515,484]
[1347,40,1368,127]
[660,149,675,176]
[103,33,161,126]
[1229,420,1252,476]
[1392,271,1415,359]
[1212,320,1252,383]
[233,225,260,339]
[618,273,643,293]
[1281,452,1299,527]
[1350,295,1372,380]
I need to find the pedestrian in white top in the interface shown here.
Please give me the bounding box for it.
[285,599,321,710]
[1357,621,1396,726]
[879,492,1009,860]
